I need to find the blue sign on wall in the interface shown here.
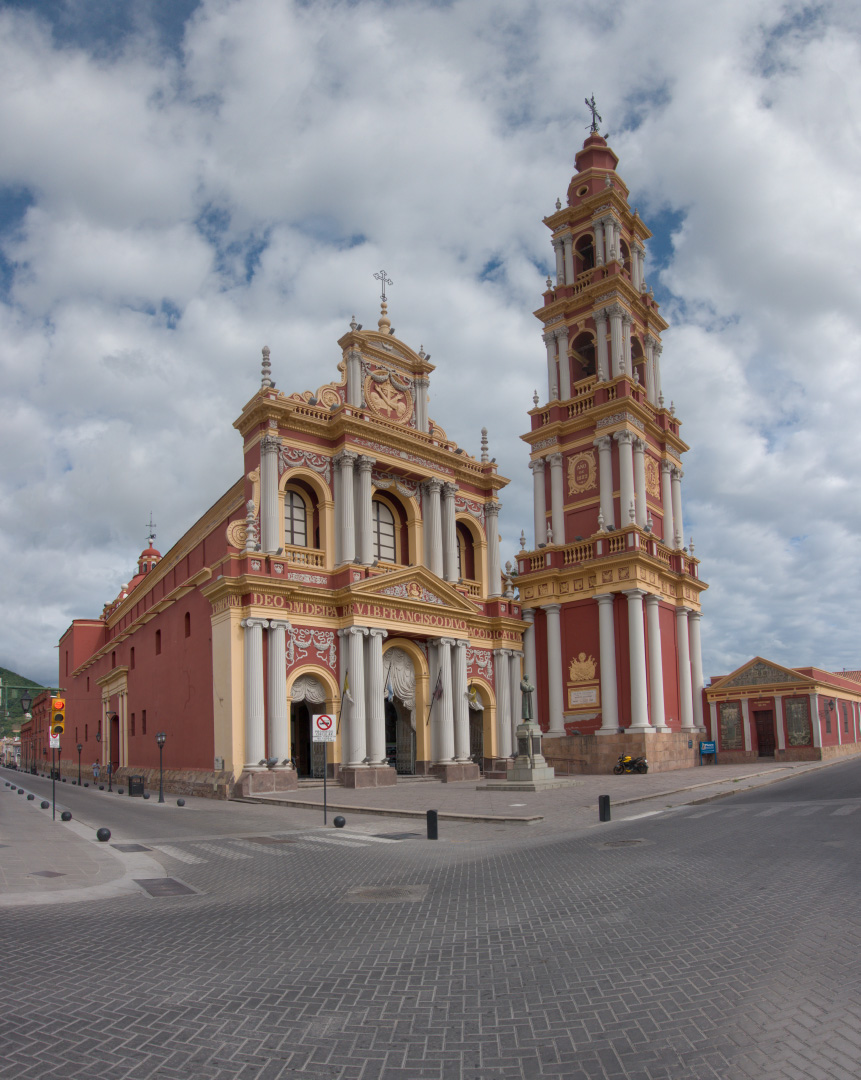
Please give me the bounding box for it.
[700,741,716,754]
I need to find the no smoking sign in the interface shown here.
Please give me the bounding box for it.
[312,714,336,743]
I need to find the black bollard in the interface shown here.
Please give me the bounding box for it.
[96,828,111,843]
[40,801,49,809]
[426,809,439,840]
[599,795,611,822]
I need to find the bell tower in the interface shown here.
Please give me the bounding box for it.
[516,112,708,762]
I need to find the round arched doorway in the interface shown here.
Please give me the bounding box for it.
[383,647,417,775]
[290,674,328,778]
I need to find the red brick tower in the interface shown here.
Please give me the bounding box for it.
[515,118,708,769]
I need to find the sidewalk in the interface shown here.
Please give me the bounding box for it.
[237,758,840,828]
[0,776,166,908]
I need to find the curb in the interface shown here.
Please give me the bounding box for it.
[234,795,544,824]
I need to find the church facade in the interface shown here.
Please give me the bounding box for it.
[57,299,524,795]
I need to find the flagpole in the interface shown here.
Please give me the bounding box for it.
[425,667,442,726]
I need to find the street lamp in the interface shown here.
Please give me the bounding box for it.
[156,732,166,803]
[20,693,32,772]
[77,743,83,786]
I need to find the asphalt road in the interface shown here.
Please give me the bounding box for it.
[3,758,860,1079]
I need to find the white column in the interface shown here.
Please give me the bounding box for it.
[608,303,624,378]
[442,482,459,582]
[530,458,547,547]
[775,695,786,750]
[267,619,291,764]
[552,237,565,285]
[625,590,650,730]
[653,344,663,403]
[809,693,822,747]
[522,609,537,714]
[593,436,615,529]
[242,617,269,769]
[671,468,685,549]
[415,376,429,433]
[486,502,502,597]
[260,434,280,553]
[555,327,570,400]
[632,244,643,291]
[509,651,522,748]
[710,701,719,748]
[544,604,565,734]
[606,217,618,261]
[676,607,695,731]
[452,640,470,762]
[593,219,605,266]
[494,648,512,757]
[614,430,635,527]
[645,596,668,731]
[661,461,675,545]
[543,332,558,400]
[621,313,632,377]
[356,455,375,565]
[333,454,343,565]
[366,628,388,764]
[643,335,657,404]
[346,627,368,766]
[632,438,647,528]
[335,450,357,564]
[594,308,609,381]
[596,594,619,733]
[549,453,564,546]
[688,611,705,731]
[436,638,455,764]
[423,478,443,576]
[563,235,575,286]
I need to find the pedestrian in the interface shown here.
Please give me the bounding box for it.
[92,761,100,782]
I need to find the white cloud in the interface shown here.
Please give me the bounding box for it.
[1,0,861,687]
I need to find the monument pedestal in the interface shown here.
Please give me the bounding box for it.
[479,717,576,791]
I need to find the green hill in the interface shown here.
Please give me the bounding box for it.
[0,667,49,736]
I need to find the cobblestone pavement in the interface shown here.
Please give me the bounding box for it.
[1,759,860,1079]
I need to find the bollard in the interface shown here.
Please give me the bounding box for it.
[333,816,346,829]
[143,792,150,800]
[426,809,439,840]
[61,811,72,821]
[96,828,111,843]
[176,798,185,807]
[40,801,49,809]
[599,795,611,822]
[27,794,34,801]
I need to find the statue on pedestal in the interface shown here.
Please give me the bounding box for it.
[520,675,534,721]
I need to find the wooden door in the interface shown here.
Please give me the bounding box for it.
[754,710,775,756]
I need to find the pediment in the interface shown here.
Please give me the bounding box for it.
[711,656,811,691]
[349,566,478,614]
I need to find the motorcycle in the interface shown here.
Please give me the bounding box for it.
[613,754,648,774]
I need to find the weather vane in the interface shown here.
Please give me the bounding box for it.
[374,269,393,304]
[146,512,157,545]
[585,94,602,134]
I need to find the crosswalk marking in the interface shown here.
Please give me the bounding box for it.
[295,835,371,848]
[755,807,783,816]
[793,806,821,816]
[153,844,206,864]
[226,839,281,855]
[193,842,252,860]
[832,805,859,816]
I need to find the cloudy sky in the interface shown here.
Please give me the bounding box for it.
[2,0,860,690]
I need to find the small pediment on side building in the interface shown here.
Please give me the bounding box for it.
[712,657,810,690]
[350,566,478,613]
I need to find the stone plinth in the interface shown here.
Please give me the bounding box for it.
[340,765,398,788]
[429,762,480,783]
[543,730,699,774]
[237,768,298,797]
[479,777,577,792]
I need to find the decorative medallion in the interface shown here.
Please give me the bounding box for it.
[318,386,343,410]
[645,456,661,499]
[567,451,597,495]
[226,520,248,549]
[568,653,597,682]
[364,373,413,424]
[380,581,445,606]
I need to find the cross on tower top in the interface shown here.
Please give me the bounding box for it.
[585,94,602,134]
[374,269,393,304]
[145,512,157,546]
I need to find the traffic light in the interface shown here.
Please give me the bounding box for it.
[51,698,66,737]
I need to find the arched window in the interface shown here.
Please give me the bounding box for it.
[184,612,191,638]
[372,500,396,563]
[284,490,308,546]
[575,234,594,274]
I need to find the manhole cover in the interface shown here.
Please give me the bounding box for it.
[30,870,65,878]
[134,878,197,897]
[600,839,649,848]
[111,844,151,852]
[375,832,423,840]
[246,836,297,845]
[341,885,428,903]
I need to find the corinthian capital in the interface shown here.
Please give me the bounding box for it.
[593,435,612,451]
[613,429,635,446]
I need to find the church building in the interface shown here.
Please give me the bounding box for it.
[57,293,524,795]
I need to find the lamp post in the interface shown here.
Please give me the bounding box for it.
[156,732,166,803]
[77,743,83,786]
[20,693,32,772]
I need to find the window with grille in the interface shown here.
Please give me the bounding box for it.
[373,501,396,563]
[284,490,307,546]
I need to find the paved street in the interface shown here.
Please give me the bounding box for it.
[1,758,860,1079]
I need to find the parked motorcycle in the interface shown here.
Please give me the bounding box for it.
[613,754,648,774]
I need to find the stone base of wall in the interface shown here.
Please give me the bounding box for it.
[237,768,299,797]
[340,765,398,788]
[430,762,481,783]
[775,743,861,763]
[543,731,704,774]
[709,750,760,766]
[115,767,235,799]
